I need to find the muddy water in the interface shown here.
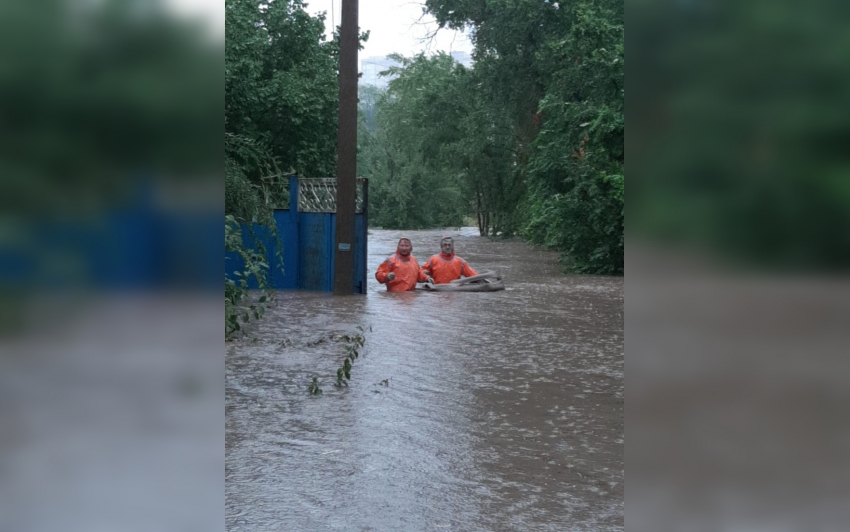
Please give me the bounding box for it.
[226,228,623,531]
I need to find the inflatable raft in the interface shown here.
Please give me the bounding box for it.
[419,271,505,292]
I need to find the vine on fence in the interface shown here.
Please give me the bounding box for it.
[224,131,287,341]
[225,215,273,340]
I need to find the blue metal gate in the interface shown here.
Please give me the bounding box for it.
[225,176,368,293]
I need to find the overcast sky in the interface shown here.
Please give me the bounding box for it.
[303,0,474,61]
[164,0,472,61]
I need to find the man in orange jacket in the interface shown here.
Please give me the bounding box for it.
[375,237,422,291]
[419,236,478,284]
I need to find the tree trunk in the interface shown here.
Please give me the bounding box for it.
[476,188,485,236]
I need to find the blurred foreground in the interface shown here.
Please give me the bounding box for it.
[0,0,222,530]
[629,0,850,529]
[0,294,222,531]
[627,247,850,531]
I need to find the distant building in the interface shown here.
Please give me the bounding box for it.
[359,56,401,89]
[359,52,474,89]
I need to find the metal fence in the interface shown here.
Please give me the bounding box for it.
[224,176,369,293]
[297,178,365,213]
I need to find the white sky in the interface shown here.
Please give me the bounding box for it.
[162,0,472,61]
[303,0,474,61]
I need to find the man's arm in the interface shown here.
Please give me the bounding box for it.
[376,259,392,284]
[461,260,478,278]
[418,259,433,283]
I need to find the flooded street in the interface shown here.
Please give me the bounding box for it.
[226,228,623,531]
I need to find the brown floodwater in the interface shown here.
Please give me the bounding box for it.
[226,228,623,531]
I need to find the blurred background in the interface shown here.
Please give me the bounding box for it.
[628,0,850,530]
[0,0,222,530]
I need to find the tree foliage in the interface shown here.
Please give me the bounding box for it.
[226,0,342,178]
[360,0,624,274]
[224,0,367,335]
[359,55,470,229]
[630,0,850,269]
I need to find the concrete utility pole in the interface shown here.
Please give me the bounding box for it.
[333,0,358,295]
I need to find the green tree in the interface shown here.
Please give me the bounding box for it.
[362,0,625,274]
[224,0,367,335]
[360,54,469,229]
[226,0,339,179]
[358,84,383,133]
[524,0,624,273]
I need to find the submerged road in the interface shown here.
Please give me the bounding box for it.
[226,228,623,531]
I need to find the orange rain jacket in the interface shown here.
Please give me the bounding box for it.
[376,253,421,291]
[419,252,478,284]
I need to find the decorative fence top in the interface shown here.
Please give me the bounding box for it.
[298,178,365,213]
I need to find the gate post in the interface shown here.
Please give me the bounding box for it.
[289,175,299,220]
[361,178,368,293]
[289,175,300,288]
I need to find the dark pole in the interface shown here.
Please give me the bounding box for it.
[333,0,358,295]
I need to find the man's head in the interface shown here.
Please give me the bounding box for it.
[440,236,454,256]
[396,238,412,257]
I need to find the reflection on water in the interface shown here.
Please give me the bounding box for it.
[226,228,623,531]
